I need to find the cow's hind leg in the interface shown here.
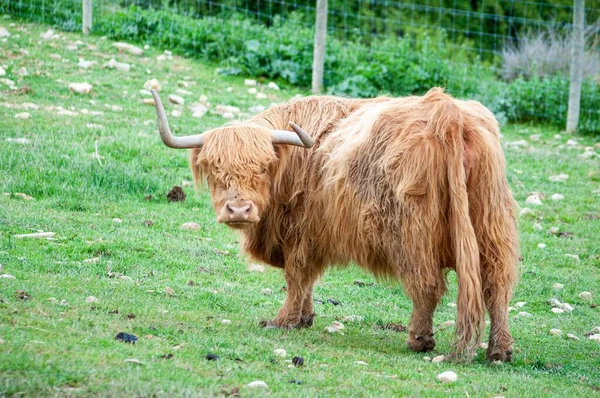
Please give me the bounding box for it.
[482,257,517,362]
[405,278,446,353]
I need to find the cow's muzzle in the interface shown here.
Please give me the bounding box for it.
[217,199,260,227]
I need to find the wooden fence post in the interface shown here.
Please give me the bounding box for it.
[566,0,584,133]
[83,0,92,35]
[312,0,328,94]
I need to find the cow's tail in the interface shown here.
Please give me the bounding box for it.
[426,88,485,361]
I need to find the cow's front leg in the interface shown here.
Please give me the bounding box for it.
[263,267,318,329]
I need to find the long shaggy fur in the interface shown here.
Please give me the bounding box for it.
[190,88,519,361]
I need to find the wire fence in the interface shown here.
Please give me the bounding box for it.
[2,0,600,132]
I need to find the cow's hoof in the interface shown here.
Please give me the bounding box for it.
[486,346,513,363]
[407,335,436,352]
[259,319,299,329]
[299,313,315,328]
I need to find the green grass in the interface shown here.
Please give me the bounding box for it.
[1,18,600,397]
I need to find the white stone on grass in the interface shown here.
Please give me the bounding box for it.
[221,319,232,325]
[267,82,280,90]
[171,110,182,118]
[68,82,92,94]
[550,193,564,201]
[244,79,257,86]
[14,112,31,120]
[176,88,192,96]
[559,302,573,312]
[256,92,267,100]
[112,218,122,224]
[551,308,564,314]
[168,94,185,105]
[124,358,143,365]
[40,29,55,40]
[431,355,445,363]
[0,274,16,279]
[86,296,98,303]
[248,87,257,95]
[273,348,286,357]
[436,371,457,383]
[526,193,543,206]
[78,58,96,69]
[355,360,368,365]
[247,380,268,389]
[180,222,200,230]
[506,140,528,148]
[537,243,546,249]
[564,254,580,262]
[588,334,600,341]
[342,315,364,323]
[0,27,10,38]
[248,263,265,272]
[143,78,161,92]
[549,328,562,336]
[579,291,592,301]
[549,173,569,182]
[325,321,345,333]
[553,283,564,290]
[567,334,579,341]
[519,207,533,216]
[113,42,143,55]
[0,66,5,76]
[518,311,532,317]
[532,223,543,231]
[261,288,273,296]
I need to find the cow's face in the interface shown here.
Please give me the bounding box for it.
[150,89,313,230]
[192,125,278,229]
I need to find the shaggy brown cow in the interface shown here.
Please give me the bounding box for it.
[151,87,519,361]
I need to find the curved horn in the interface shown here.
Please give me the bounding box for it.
[271,122,315,148]
[151,89,206,148]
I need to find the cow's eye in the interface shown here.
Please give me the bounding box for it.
[260,167,268,176]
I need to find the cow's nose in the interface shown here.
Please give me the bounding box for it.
[225,201,253,221]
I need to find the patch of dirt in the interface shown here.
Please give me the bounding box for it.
[167,186,186,202]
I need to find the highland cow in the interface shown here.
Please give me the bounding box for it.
[151,87,519,361]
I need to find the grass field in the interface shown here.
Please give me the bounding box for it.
[1,18,600,397]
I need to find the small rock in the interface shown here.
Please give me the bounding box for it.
[564,254,580,262]
[515,302,527,308]
[244,79,257,86]
[355,360,368,365]
[68,82,92,94]
[549,328,562,336]
[537,243,546,249]
[579,292,592,301]
[14,112,31,120]
[40,29,55,39]
[273,348,286,357]
[550,194,564,201]
[526,193,543,206]
[423,356,431,361]
[168,94,185,105]
[559,303,574,312]
[549,298,562,307]
[256,92,267,100]
[261,288,273,296]
[86,296,98,303]
[532,223,543,231]
[587,334,600,341]
[247,87,257,95]
[0,274,15,279]
[267,82,280,91]
[113,42,143,55]
[124,358,143,365]
[506,140,528,148]
[112,218,122,224]
[143,78,161,92]
[171,110,182,117]
[248,263,265,272]
[176,88,192,96]
[115,332,138,344]
[199,94,208,103]
[549,226,560,234]
[83,257,101,264]
[342,315,364,323]
[553,283,564,290]
[221,319,232,325]
[518,311,532,317]
[431,355,445,363]
[0,66,5,76]
[324,321,345,333]
[519,207,533,216]
[292,356,304,367]
[439,320,455,328]
[78,58,96,69]
[222,112,234,119]
[164,287,174,295]
[226,87,233,92]
[566,139,578,148]
[0,27,10,38]
[549,173,569,182]
[247,380,268,389]
[567,334,579,341]
[551,308,564,314]
[436,370,457,383]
